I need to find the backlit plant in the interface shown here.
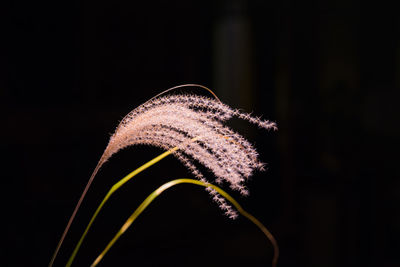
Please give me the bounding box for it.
[49,84,279,267]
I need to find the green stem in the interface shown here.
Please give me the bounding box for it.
[91,179,279,267]
[65,146,179,267]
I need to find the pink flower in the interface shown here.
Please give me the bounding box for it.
[98,93,277,217]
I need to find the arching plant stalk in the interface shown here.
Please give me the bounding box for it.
[90,178,279,267]
[65,144,186,267]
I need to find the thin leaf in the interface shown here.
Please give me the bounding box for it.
[91,179,279,267]
[65,146,181,267]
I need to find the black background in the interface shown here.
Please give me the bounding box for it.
[3,0,399,266]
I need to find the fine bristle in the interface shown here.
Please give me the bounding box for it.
[99,94,277,217]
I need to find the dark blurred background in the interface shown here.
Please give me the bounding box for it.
[2,0,399,266]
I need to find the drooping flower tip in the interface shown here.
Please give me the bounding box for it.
[100,93,276,218]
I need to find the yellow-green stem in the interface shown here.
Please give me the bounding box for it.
[65,146,179,267]
[91,179,279,267]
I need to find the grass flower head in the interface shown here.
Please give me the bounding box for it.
[100,92,277,217]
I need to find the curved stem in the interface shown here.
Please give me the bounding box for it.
[49,163,102,267]
[65,147,179,267]
[91,179,279,267]
[149,84,221,102]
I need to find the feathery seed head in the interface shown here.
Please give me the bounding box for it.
[101,93,277,218]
